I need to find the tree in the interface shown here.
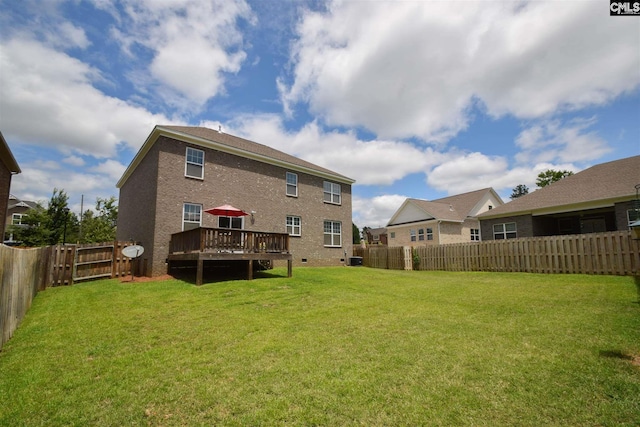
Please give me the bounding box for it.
[536,169,573,188]
[510,184,529,200]
[352,223,361,244]
[46,188,74,244]
[9,204,49,246]
[80,197,118,243]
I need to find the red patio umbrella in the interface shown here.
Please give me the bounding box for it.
[204,204,249,217]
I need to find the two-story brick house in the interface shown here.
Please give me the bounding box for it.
[116,125,355,277]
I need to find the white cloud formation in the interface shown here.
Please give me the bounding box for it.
[515,117,612,164]
[210,114,442,186]
[281,1,640,143]
[353,194,407,228]
[105,0,254,108]
[0,38,173,156]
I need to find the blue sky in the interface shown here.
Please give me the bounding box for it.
[1,0,639,228]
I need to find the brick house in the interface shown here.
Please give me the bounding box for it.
[478,155,640,240]
[364,227,388,245]
[116,125,355,276]
[387,188,504,246]
[0,132,21,240]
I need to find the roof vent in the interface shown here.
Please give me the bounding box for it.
[218,125,223,133]
[449,204,453,211]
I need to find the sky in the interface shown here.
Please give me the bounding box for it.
[1,0,639,229]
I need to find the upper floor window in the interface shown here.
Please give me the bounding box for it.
[219,216,243,229]
[183,203,202,231]
[185,147,204,179]
[471,228,480,241]
[323,181,341,205]
[324,220,342,247]
[286,215,301,236]
[390,232,396,239]
[286,172,298,197]
[426,228,433,240]
[410,229,416,242]
[418,228,425,241]
[493,222,517,240]
[12,213,25,225]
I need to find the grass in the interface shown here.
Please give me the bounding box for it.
[0,267,639,426]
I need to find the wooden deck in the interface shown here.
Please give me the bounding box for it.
[168,227,292,285]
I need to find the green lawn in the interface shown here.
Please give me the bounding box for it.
[1,268,639,426]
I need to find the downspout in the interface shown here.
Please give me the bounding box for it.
[437,220,441,244]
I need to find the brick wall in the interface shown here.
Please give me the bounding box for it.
[0,165,11,238]
[118,135,352,276]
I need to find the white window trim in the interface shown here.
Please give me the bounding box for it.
[418,228,425,241]
[286,172,298,197]
[185,147,205,179]
[286,215,301,236]
[493,222,517,240]
[471,228,480,241]
[182,203,202,231]
[627,209,640,227]
[410,229,416,242]
[323,181,341,205]
[12,213,25,225]
[324,220,342,247]
[426,228,433,241]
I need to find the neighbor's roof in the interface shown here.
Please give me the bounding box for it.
[0,132,21,174]
[479,155,640,219]
[117,125,354,188]
[389,188,500,225]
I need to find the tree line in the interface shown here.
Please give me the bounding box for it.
[8,189,117,247]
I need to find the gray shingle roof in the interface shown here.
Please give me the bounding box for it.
[162,126,354,183]
[479,155,640,219]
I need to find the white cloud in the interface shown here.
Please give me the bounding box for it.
[515,117,612,164]
[212,114,441,186]
[281,1,640,142]
[353,194,407,228]
[107,0,254,108]
[0,38,173,157]
[92,159,128,182]
[63,156,86,167]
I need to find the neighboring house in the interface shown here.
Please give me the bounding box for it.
[0,132,21,240]
[387,188,504,246]
[116,125,355,277]
[365,227,388,245]
[478,155,640,240]
[4,195,39,243]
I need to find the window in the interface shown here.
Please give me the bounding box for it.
[418,228,425,241]
[286,172,298,197]
[12,213,25,225]
[185,147,204,179]
[471,228,480,241]
[183,203,202,231]
[390,232,395,239]
[219,216,243,229]
[286,215,301,236]
[426,228,433,240]
[323,181,341,204]
[324,220,342,247]
[493,222,517,240]
[410,229,416,242]
[628,209,640,227]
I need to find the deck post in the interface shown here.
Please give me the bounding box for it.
[287,259,292,277]
[196,259,203,286]
[247,259,253,280]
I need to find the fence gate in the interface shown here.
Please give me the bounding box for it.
[73,244,115,282]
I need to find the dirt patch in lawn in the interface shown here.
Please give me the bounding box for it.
[120,274,174,283]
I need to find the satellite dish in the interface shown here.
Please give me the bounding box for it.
[122,245,144,258]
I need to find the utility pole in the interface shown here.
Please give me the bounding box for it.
[79,194,83,242]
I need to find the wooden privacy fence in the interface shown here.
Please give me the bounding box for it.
[0,245,51,351]
[355,231,640,276]
[1,241,142,351]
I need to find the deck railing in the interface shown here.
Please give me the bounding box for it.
[170,227,290,254]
